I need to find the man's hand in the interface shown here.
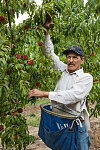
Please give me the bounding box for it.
[44,12,54,31]
[28,89,49,98]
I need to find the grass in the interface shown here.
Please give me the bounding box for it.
[26,116,41,127]
[25,97,50,106]
[24,98,50,127]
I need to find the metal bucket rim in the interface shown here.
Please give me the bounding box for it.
[40,103,79,119]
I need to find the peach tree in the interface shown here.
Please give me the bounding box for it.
[0,0,100,149]
[0,0,59,150]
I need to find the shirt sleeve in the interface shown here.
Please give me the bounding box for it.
[43,34,67,72]
[49,74,93,105]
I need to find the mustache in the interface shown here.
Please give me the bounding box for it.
[68,62,75,66]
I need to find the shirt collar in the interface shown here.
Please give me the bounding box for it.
[74,68,83,76]
[65,68,83,76]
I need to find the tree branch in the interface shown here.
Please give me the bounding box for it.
[5,0,11,28]
[5,0,14,41]
[89,101,99,118]
[89,106,96,118]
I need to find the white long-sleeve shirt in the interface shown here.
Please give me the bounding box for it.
[43,34,93,115]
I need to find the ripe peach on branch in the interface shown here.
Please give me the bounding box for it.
[23,54,28,60]
[28,60,34,65]
[11,112,16,116]
[91,52,95,56]
[94,79,98,82]
[18,108,23,113]
[8,43,13,49]
[23,2,26,7]
[14,134,17,141]
[15,53,21,59]
[0,16,6,23]
[36,82,40,87]
[24,25,29,30]
[11,99,18,105]
[11,9,15,14]
[38,41,43,46]
[0,125,4,131]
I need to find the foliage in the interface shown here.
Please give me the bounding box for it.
[0,0,100,149]
[40,0,100,114]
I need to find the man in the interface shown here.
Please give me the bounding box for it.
[28,12,93,150]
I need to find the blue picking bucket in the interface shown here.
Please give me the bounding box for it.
[38,103,79,150]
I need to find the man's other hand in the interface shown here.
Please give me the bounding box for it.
[28,89,49,98]
[44,12,54,30]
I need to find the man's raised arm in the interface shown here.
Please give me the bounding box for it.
[43,12,67,72]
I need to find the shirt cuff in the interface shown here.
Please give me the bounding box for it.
[48,91,74,105]
[49,92,57,100]
[49,91,64,104]
[45,34,51,42]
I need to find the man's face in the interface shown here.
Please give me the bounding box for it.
[66,52,84,73]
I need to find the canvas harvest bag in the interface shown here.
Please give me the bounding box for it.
[38,103,82,150]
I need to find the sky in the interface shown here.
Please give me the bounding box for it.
[15,0,88,25]
[15,0,43,25]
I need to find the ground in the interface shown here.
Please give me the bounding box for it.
[23,104,51,150]
[24,102,100,150]
[0,100,100,150]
